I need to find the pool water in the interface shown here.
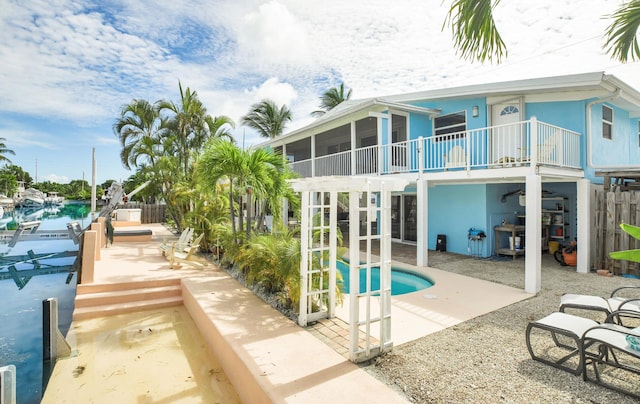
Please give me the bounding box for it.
[0,204,89,404]
[336,261,433,296]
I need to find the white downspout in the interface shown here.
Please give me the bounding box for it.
[586,88,628,169]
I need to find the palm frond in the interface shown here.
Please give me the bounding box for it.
[444,0,507,63]
[603,1,640,62]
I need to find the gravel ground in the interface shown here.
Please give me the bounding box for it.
[361,251,640,403]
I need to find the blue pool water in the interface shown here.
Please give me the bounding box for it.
[0,204,90,404]
[336,261,433,295]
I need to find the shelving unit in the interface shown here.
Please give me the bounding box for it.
[494,224,525,260]
[542,197,568,243]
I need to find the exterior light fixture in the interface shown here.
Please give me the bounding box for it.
[472,106,479,118]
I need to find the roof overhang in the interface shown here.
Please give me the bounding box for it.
[258,99,440,148]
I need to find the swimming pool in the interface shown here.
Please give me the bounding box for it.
[336,261,433,296]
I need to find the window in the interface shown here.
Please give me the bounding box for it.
[638,121,640,148]
[500,105,519,115]
[602,105,613,140]
[434,111,466,140]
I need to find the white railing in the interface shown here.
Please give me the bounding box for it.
[315,151,351,176]
[355,145,378,175]
[287,119,582,178]
[535,122,581,168]
[290,159,312,178]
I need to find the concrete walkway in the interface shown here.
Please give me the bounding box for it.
[44,223,408,403]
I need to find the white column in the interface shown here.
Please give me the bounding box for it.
[311,134,316,177]
[328,191,337,317]
[576,179,591,274]
[350,121,357,175]
[298,191,310,327]
[416,178,429,267]
[525,174,542,294]
[348,190,361,361]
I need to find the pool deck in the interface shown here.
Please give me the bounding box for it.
[43,223,530,403]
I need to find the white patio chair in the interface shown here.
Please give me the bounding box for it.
[159,227,193,256]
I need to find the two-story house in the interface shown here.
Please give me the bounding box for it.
[262,72,640,293]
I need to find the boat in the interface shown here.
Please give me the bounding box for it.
[0,193,13,207]
[17,188,45,208]
[44,192,64,207]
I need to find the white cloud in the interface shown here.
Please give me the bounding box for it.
[238,1,310,67]
[245,77,298,106]
[42,174,70,184]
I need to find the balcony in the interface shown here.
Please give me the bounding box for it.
[288,119,581,178]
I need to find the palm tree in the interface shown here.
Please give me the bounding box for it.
[157,83,211,176]
[241,100,292,139]
[311,83,352,117]
[445,0,640,63]
[0,138,15,165]
[113,99,164,170]
[198,139,290,240]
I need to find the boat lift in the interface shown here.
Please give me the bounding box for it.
[0,249,78,289]
[0,221,81,247]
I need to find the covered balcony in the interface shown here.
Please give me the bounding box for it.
[288,118,581,178]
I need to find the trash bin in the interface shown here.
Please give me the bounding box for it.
[436,234,447,252]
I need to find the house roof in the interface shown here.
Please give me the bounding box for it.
[385,72,640,108]
[261,71,640,147]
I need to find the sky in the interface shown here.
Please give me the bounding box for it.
[1,0,639,184]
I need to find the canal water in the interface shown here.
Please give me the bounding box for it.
[0,204,90,404]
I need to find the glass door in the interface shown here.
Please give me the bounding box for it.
[391,195,401,239]
[403,195,417,242]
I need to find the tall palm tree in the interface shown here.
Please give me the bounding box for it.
[0,137,15,165]
[311,83,352,117]
[113,99,164,170]
[241,99,292,139]
[157,83,211,176]
[445,0,640,63]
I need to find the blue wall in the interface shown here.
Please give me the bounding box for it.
[409,114,431,140]
[583,102,639,182]
[428,184,488,255]
[526,101,585,133]
[424,182,577,257]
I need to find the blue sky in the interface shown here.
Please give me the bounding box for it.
[1,0,639,184]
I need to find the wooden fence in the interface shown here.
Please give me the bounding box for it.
[120,203,167,224]
[593,189,640,276]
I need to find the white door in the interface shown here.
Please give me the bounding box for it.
[491,101,523,164]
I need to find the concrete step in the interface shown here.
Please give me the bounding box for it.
[74,285,182,308]
[72,296,183,321]
[76,278,180,295]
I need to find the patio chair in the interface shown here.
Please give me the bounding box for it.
[581,310,640,399]
[168,233,206,269]
[159,227,194,256]
[537,130,563,165]
[559,286,640,325]
[526,312,599,375]
[444,145,467,169]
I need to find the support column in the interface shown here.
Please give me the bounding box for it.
[525,174,542,294]
[350,121,357,175]
[576,179,591,274]
[416,178,429,267]
[81,230,97,284]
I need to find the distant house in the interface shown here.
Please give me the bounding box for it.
[261,72,640,293]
